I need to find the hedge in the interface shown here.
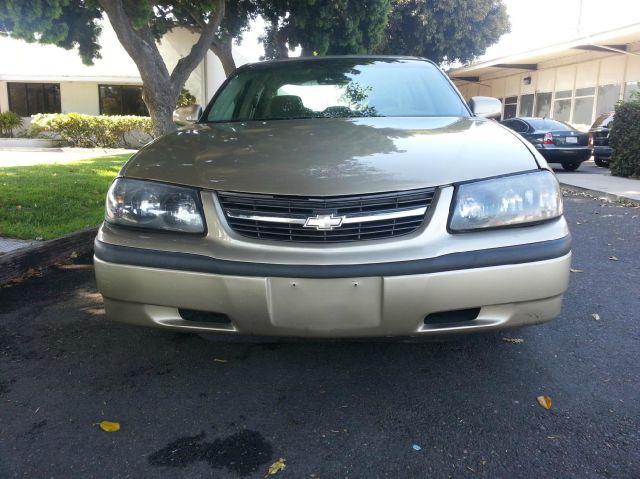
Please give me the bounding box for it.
[30,113,154,148]
[609,96,640,177]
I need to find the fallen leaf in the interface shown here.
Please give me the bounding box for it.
[570,268,584,273]
[592,313,601,321]
[502,337,524,344]
[537,396,552,410]
[608,256,619,261]
[213,358,228,363]
[265,458,286,476]
[98,421,120,432]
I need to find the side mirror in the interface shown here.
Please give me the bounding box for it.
[468,96,502,120]
[173,104,203,126]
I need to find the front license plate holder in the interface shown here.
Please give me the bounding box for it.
[267,277,382,331]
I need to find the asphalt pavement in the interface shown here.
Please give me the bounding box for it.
[0,192,638,478]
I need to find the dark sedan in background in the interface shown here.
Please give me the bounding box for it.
[501,117,591,171]
[589,112,614,167]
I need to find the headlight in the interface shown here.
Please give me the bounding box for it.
[449,170,562,232]
[105,178,205,233]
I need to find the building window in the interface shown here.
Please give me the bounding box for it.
[572,87,595,127]
[535,92,552,117]
[519,94,534,117]
[596,84,620,116]
[624,81,640,101]
[99,85,148,116]
[7,83,61,116]
[503,96,518,119]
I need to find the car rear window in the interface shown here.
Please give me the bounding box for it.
[204,58,469,122]
[591,112,614,128]
[526,119,573,131]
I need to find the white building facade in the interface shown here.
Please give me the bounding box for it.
[449,23,640,131]
[0,22,247,121]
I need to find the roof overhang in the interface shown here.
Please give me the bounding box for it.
[449,22,640,82]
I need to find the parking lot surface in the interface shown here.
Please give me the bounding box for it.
[0,192,638,478]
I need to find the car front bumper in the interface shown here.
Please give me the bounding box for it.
[94,236,571,338]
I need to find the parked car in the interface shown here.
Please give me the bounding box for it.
[94,56,571,339]
[589,112,614,167]
[500,117,591,171]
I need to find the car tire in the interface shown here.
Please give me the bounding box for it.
[562,162,581,171]
[594,157,609,168]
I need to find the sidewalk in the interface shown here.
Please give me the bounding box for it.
[0,147,136,168]
[554,159,640,203]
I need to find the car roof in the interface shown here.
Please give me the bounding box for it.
[240,55,436,70]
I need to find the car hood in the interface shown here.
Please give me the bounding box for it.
[122,117,539,196]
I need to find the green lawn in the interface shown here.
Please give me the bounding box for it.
[0,154,131,240]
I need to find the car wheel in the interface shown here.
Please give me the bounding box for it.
[594,157,608,167]
[562,162,580,171]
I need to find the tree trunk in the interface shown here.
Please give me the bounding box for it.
[98,0,225,137]
[210,39,236,77]
[142,85,180,137]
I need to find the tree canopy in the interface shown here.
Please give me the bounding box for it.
[383,0,510,64]
[261,0,391,58]
[261,0,509,62]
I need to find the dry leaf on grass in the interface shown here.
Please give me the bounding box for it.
[570,268,584,273]
[265,458,286,476]
[537,396,552,410]
[98,421,120,432]
[592,313,601,321]
[502,337,524,344]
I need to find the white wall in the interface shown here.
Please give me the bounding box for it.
[0,22,253,116]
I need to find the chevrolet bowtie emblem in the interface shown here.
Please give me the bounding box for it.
[303,214,345,230]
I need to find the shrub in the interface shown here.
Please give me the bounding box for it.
[0,111,24,138]
[177,88,196,107]
[30,113,154,148]
[609,96,640,177]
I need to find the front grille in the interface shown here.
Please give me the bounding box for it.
[217,188,436,242]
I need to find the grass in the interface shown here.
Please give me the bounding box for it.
[0,154,131,240]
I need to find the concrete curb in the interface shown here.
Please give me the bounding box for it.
[0,227,97,286]
[560,184,640,207]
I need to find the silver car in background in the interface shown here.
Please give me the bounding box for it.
[94,56,571,338]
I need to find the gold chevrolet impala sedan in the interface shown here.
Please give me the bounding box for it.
[94,56,571,338]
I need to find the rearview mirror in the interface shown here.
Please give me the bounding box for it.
[468,96,502,120]
[173,104,203,125]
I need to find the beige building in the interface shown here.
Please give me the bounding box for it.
[449,22,640,130]
[0,22,247,121]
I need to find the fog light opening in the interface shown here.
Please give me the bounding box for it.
[424,308,481,325]
[178,309,232,324]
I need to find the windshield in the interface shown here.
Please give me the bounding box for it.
[527,119,573,131]
[204,58,469,122]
